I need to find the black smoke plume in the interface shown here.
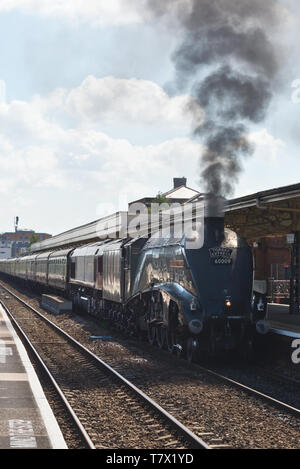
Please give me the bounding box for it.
[137,0,281,198]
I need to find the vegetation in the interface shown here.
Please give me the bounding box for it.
[28,234,40,246]
[148,192,171,213]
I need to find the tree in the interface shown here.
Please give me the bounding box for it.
[29,234,40,246]
[148,192,171,213]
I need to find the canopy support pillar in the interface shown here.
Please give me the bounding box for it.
[290,231,300,314]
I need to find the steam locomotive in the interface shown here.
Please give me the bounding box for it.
[0,213,254,361]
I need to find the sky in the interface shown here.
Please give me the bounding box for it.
[0,0,299,235]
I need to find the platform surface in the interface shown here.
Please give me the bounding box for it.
[0,304,67,449]
[263,303,300,338]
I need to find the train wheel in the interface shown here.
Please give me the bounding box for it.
[241,335,255,363]
[147,324,156,345]
[156,326,166,349]
[167,303,182,356]
[166,327,182,357]
[186,337,199,363]
[166,327,174,353]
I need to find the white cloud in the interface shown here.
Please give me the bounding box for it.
[35,75,196,129]
[0,75,202,233]
[0,0,142,26]
[67,76,176,124]
[0,75,195,149]
[249,128,285,164]
[0,77,283,233]
[0,133,64,193]
[0,76,283,226]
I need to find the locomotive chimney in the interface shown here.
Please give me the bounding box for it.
[204,194,225,245]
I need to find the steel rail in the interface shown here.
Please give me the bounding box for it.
[0,298,96,449]
[0,283,211,450]
[196,365,300,418]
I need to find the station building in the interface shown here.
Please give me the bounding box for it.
[0,242,12,259]
[0,231,52,257]
[128,177,200,214]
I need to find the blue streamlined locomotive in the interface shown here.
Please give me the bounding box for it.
[0,214,254,361]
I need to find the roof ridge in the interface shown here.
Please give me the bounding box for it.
[162,185,200,197]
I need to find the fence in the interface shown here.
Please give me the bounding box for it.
[268,279,290,302]
[268,263,300,303]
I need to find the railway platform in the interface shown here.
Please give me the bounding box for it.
[0,303,67,449]
[258,303,300,339]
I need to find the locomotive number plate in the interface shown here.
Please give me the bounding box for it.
[209,247,232,265]
[212,258,232,265]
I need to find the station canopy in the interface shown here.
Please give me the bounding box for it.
[225,183,300,241]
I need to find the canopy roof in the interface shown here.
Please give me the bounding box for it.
[225,183,300,240]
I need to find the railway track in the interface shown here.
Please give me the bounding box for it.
[2,279,300,448]
[195,365,300,418]
[0,284,216,450]
[205,363,300,413]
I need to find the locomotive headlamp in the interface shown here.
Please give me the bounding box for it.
[225,298,232,307]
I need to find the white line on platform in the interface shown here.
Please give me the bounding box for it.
[0,304,67,449]
[0,339,13,364]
